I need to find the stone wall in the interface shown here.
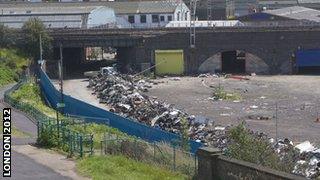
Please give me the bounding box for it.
[142,29,320,75]
[196,147,305,180]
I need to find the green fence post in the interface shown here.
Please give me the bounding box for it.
[68,130,72,157]
[37,121,40,139]
[79,135,83,157]
[194,154,197,176]
[153,142,156,161]
[173,146,176,171]
[90,134,94,156]
[57,120,60,146]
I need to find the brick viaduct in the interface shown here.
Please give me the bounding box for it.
[50,27,320,75]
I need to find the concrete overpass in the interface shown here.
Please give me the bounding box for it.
[49,26,320,75]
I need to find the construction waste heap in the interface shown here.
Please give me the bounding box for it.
[87,67,320,179]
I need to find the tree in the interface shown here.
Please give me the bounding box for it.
[21,18,52,61]
[0,24,16,48]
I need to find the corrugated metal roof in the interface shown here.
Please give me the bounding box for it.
[264,6,320,22]
[0,6,101,15]
[0,1,182,15]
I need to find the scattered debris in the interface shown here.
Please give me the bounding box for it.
[247,115,271,121]
[87,67,226,146]
[170,77,181,81]
[249,105,259,109]
[228,75,250,81]
[87,67,319,179]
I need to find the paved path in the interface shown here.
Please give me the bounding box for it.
[0,84,70,180]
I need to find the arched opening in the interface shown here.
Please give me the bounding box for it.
[221,50,245,74]
[199,50,269,74]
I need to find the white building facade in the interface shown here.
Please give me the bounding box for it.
[115,1,190,28]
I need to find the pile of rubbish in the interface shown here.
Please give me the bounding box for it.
[87,67,319,179]
[276,140,320,179]
[87,67,224,147]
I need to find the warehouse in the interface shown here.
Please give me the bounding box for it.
[0,1,189,28]
[239,6,320,24]
[0,5,116,28]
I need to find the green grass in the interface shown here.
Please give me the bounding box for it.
[9,81,194,177]
[212,86,242,101]
[10,82,57,118]
[0,48,28,87]
[10,81,137,145]
[77,155,187,180]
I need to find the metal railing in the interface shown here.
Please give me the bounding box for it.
[4,79,94,157]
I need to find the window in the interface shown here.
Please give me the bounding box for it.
[140,15,146,23]
[177,12,180,21]
[128,15,135,23]
[167,15,172,21]
[185,12,188,20]
[152,15,159,23]
[160,16,165,22]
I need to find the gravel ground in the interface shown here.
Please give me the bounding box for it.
[146,75,320,145]
[59,75,320,145]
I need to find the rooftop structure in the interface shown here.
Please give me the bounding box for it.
[0,5,116,28]
[0,1,190,28]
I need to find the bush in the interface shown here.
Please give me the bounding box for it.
[226,123,295,173]
[37,126,57,148]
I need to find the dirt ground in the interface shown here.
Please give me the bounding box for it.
[59,75,320,145]
[146,75,320,145]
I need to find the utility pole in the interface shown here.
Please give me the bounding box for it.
[59,43,64,106]
[189,0,198,48]
[39,34,43,63]
[275,102,278,144]
[207,0,212,20]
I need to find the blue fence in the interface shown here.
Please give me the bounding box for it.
[38,69,202,153]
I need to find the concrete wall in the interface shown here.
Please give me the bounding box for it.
[196,147,306,180]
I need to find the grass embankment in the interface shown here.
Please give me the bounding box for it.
[10,82,134,143]
[10,82,187,179]
[77,155,187,180]
[0,48,28,87]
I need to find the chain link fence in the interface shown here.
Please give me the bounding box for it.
[100,132,198,177]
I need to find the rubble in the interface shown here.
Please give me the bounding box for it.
[87,67,319,179]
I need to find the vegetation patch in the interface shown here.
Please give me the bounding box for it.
[212,86,242,101]
[77,155,187,180]
[10,82,57,118]
[226,123,296,173]
[0,49,28,87]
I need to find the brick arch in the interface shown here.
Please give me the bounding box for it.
[197,49,270,74]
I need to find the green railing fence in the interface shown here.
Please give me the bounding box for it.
[4,79,93,157]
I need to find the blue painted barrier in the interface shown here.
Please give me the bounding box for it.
[38,69,203,153]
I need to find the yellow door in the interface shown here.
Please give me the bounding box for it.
[155,50,184,75]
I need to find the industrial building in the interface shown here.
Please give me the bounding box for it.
[238,6,320,25]
[0,1,190,28]
[0,6,116,28]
